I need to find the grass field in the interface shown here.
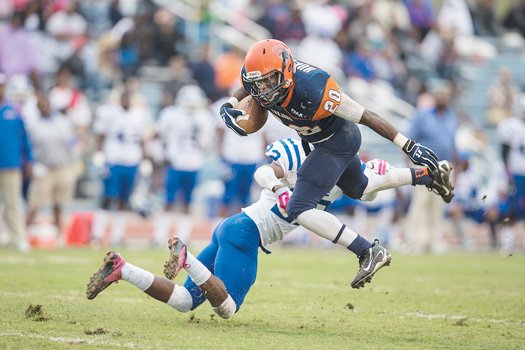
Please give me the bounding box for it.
[0,246,524,350]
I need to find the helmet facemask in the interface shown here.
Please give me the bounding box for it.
[244,70,286,107]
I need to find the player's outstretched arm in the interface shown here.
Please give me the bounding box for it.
[359,109,439,172]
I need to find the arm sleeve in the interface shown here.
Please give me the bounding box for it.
[333,92,366,123]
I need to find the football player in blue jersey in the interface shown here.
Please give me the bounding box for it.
[220,39,454,288]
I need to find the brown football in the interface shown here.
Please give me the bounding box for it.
[236,96,268,134]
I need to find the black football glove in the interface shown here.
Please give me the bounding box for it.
[220,103,247,137]
[402,139,439,172]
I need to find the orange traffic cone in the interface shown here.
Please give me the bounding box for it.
[65,212,93,246]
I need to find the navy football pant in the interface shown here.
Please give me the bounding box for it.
[287,121,368,220]
[183,212,260,311]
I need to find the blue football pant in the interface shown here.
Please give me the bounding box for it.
[183,212,260,311]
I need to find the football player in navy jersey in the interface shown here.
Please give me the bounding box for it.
[220,39,454,288]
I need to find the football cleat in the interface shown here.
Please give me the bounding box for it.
[163,237,189,280]
[86,251,125,300]
[351,239,392,289]
[428,160,455,203]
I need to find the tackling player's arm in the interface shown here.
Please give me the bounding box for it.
[254,162,285,192]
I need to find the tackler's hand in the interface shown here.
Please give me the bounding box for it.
[275,186,292,217]
[220,103,248,137]
[402,139,439,172]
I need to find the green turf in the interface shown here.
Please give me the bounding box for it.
[0,247,523,349]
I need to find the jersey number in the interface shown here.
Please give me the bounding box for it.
[323,89,341,114]
[288,124,322,135]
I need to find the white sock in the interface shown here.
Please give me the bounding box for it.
[175,214,193,243]
[296,209,358,247]
[91,210,109,241]
[362,167,412,201]
[184,252,211,286]
[501,226,515,253]
[153,212,172,246]
[121,262,154,291]
[212,294,236,319]
[110,211,127,246]
[167,284,193,312]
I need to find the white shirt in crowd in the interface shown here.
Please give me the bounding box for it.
[26,112,76,168]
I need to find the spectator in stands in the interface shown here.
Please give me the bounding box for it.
[213,46,245,97]
[25,93,77,244]
[371,0,411,34]
[188,44,219,101]
[503,0,525,37]
[46,1,87,61]
[118,30,140,79]
[49,66,92,128]
[405,0,435,41]
[486,67,519,126]
[0,72,32,252]
[153,85,214,246]
[405,85,458,253]
[152,9,183,65]
[0,11,40,78]
[470,0,504,37]
[109,0,124,27]
[273,4,306,44]
[344,40,376,81]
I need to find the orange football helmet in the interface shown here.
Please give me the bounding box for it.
[242,39,295,107]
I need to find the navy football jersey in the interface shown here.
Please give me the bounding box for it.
[241,60,347,143]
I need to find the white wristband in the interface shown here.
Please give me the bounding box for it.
[227,97,239,108]
[393,133,409,148]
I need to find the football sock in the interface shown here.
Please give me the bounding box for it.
[184,252,212,286]
[347,234,374,257]
[110,211,127,246]
[121,262,154,291]
[212,294,236,319]
[175,214,193,244]
[296,209,371,252]
[153,212,172,246]
[410,168,433,186]
[91,210,109,242]
[167,284,193,312]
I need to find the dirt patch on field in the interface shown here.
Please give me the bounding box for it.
[25,304,50,321]
[84,327,108,335]
[188,314,200,323]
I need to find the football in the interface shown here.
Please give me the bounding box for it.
[236,95,268,134]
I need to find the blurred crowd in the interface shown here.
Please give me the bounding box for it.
[0,0,524,254]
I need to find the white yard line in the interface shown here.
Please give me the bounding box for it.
[0,330,142,348]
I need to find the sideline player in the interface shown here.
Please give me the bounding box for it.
[498,97,525,253]
[219,39,454,286]
[86,138,452,318]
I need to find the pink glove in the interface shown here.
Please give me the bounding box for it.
[275,187,292,217]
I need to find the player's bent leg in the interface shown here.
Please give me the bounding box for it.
[213,213,260,314]
[350,239,392,289]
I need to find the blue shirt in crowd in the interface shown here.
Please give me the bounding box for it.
[407,107,458,161]
[0,102,33,170]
